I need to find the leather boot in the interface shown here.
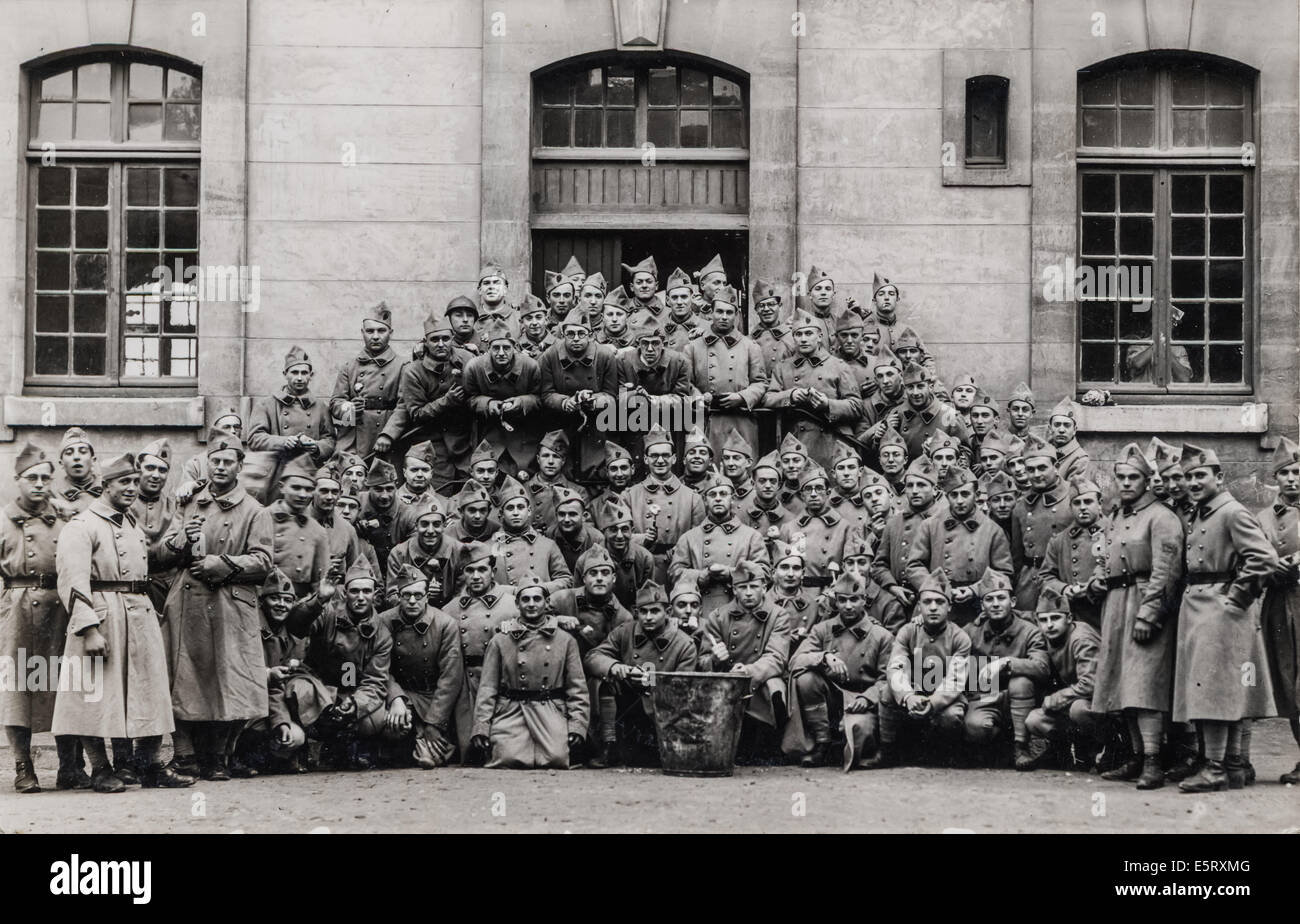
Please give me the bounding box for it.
[228,753,259,778]
[1135,754,1164,789]
[584,738,612,769]
[801,740,833,768]
[1100,756,1143,782]
[198,753,230,782]
[168,754,200,778]
[140,764,197,788]
[55,736,92,790]
[90,766,126,794]
[857,744,897,770]
[1224,754,1247,790]
[1178,759,1228,793]
[1163,750,1202,782]
[14,760,40,794]
[1014,739,1047,771]
[111,739,139,785]
[1280,761,1300,785]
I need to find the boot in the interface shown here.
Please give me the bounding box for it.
[168,754,200,779]
[801,740,833,768]
[1014,739,1048,771]
[228,753,259,778]
[13,760,40,794]
[140,764,197,788]
[857,743,897,770]
[1280,760,1300,785]
[1100,757,1143,782]
[1244,761,1256,786]
[111,739,139,786]
[1224,755,1248,790]
[347,739,374,771]
[90,766,126,794]
[584,738,613,769]
[1135,754,1164,790]
[1178,759,1228,793]
[56,764,93,790]
[198,753,230,782]
[1163,749,1202,782]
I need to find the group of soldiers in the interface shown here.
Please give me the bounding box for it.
[2,255,1297,796]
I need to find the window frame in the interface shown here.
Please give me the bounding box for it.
[24,52,201,391]
[1075,54,1256,397]
[965,74,1009,166]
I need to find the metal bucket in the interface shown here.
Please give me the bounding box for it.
[651,671,751,777]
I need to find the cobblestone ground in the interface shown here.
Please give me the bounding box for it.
[2,720,1298,834]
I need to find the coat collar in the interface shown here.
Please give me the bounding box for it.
[1193,491,1234,520]
[791,349,830,368]
[6,501,57,527]
[275,387,315,408]
[633,626,674,651]
[829,615,869,639]
[559,343,598,369]
[702,517,740,534]
[355,346,395,367]
[270,498,308,526]
[641,477,681,495]
[195,484,248,511]
[704,331,740,348]
[797,509,840,527]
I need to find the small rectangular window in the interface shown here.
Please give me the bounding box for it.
[965,75,1008,166]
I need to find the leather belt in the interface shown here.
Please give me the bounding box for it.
[1185,570,1234,585]
[363,398,397,411]
[3,574,57,589]
[90,580,151,593]
[463,655,485,668]
[648,542,674,555]
[1104,571,1151,590]
[1025,556,1045,569]
[501,686,566,703]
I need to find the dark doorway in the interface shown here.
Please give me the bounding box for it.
[531,229,748,322]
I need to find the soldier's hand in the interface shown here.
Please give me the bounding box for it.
[709,637,730,662]
[1087,577,1107,596]
[951,586,974,604]
[275,723,293,746]
[267,665,291,684]
[717,392,745,410]
[823,653,849,683]
[183,516,205,545]
[1042,691,1067,712]
[609,663,633,680]
[188,555,228,582]
[906,694,931,717]
[555,615,581,631]
[845,696,871,714]
[446,384,466,403]
[791,387,809,405]
[888,585,916,607]
[82,625,109,660]
[487,400,503,417]
[562,397,579,414]
[318,580,337,602]
[351,397,366,413]
[1131,619,1156,644]
[730,663,752,677]
[373,435,393,455]
[387,697,410,731]
[470,734,490,756]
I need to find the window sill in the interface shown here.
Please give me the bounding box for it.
[1074,402,1267,434]
[2,394,205,439]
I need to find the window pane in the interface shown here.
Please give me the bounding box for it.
[165,211,198,250]
[1080,342,1115,381]
[681,68,709,107]
[165,168,200,207]
[1209,261,1242,298]
[123,337,159,378]
[647,109,675,146]
[34,337,68,375]
[37,209,71,247]
[1172,218,1204,256]
[713,109,744,148]
[125,252,161,291]
[1210,217,1243,257]
[75,167,108,207]
[1119,109,1153,147]
[127,167,160,206]
[36,252,69,290]
[1079,73,1114,106]
[128,103,163,141]
[1208,344,1243,383]
[74,294,107,333]
[539,73,569,106]
[1119,174,1153,212]
[125,293,161,329]
[36,102,73,139]
[1079,301,1114,340]
[1081,174,1115,212]
[1170,69,1204,106]
[1171,260,1205,298]
[130,64,164,99]
[1081,216,1114,255]
[168,338,197,377]
[1172,302,1204,339]
[1119,302,1152,340]
[36,295,69,333]
[1208,304,1243,340]
[1080,110,1115,147]
[1118,69,1154,105]
[41,69,73,99]
[1171,109,1205,147]
[573,109,601,147]
[127,210,160,248]
[1209,175,1243,213]
[1122,343,1156,382]
[164,103,201,141]
[1119,217,1152,255]
[679,110,708,147]
[1206,72,1243,106]
[75,210,108,249]
[167,299,198,333]
[39,167,71,205]
[648,67,677,106]
[574,69,602,106]
[77,63,111,100]
[605,66,634,107]
[72,337,106,376]
[1206,108,1243,147]
[606,109,634,147]
[1171,174,1204,213]
[74,253,107,290]
[167,70,201,101]
[713,76,742,107]
[1179,345,1205,382]
[74,102,111,139]
[541,109,570,146]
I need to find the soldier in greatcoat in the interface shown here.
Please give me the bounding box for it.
[1257,437,1300,784]
[330,301,408,459]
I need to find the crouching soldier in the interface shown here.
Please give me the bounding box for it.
[586,580,697,766]
[1023,586,1103,771]
[279,562,393,770]
[962,568,1050,768]
[782,571,893,770]
[876,569,971,768]
[52,453,194,792]
[470,572,590,769]
[698,561,792,763]
[380,565,463,769]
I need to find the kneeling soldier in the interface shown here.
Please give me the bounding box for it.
[1023,586,1103,771]
[470,572,590,769]
[783,571,893,770]
[587,580,697,766]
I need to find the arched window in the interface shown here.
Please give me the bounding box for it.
[1076,53,1254,393]
[26,50,201,387]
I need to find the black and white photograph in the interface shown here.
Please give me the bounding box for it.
[0,0,1295,896]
